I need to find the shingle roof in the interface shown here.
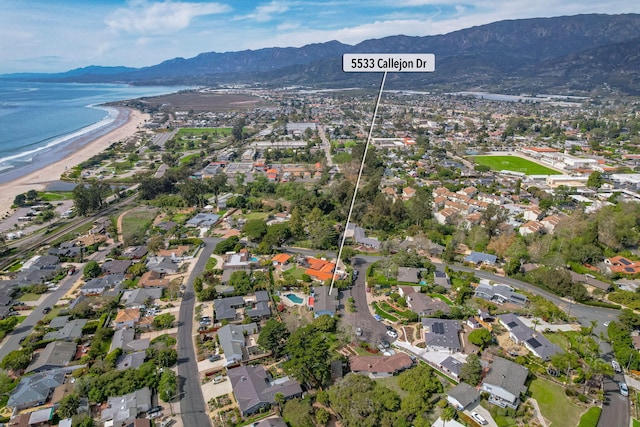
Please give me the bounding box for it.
[483,357,528,398]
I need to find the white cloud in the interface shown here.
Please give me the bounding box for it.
[244,1,289,22]
[105,0,231,35]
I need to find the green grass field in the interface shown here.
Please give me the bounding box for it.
[529,377,583,426]
[472,155,562,175]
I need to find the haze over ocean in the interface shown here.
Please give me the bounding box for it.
[0,80,183,179]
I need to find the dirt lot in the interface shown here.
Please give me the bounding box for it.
[131,91,274,112]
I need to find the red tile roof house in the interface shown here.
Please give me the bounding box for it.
[271,253,291,268]
[349,353,414,379]
[604,256,640,275]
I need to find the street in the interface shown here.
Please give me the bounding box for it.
[176,237,220,427]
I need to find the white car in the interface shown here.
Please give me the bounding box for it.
[386,330,398,339]
[471,411,488,425]
[620,382,629,397]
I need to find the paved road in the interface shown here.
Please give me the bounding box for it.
[0,271,80,361]
[350,257,394,346]
[177,237,220,427]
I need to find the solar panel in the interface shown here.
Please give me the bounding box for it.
[626,267,635,273]
[620,259,631,265]
[527,338,541,348]
[433,322,444,334]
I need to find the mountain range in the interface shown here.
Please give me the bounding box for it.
[6,13,640,95]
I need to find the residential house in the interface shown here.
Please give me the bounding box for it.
[7,371,65,410]
[101,387,151,427]
[271,254,291,268]
[518,221,545,236]
[102,259,133,275]
[109,328,149,353]
[122,246,148,260]
[43,319,87,341]
[433,270,451,288]
[246,290,271,320]
[309,286,338,318]
[344,224,381,250]
[446,382,481,410]
[498,314,562,360]
[397,267,421,284]
[146,256,179,274]
[80,274,124,296]
[214,296,245,322]
[604,256,640,275]
[138,270,170,288]
[224,250,255,270]
[399,286,450,317]
[540,214,562,234]
[218,323,260,366]
[422,319,462,353]
[114,308,141,329]
[474,280,528,306]
[523,206,542,221]
[349,353,413,378]
[464,251,497,266]
[304,258,338,282]
[116,351,147,371]
[186,213,220,228]
[121,287,163,309]
[228,365,302,416]
[481,357,529,409]
[25,341,77,373]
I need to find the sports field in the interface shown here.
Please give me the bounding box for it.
[472,155,562,175]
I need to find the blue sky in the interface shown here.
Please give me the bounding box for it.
[1,0,639,73]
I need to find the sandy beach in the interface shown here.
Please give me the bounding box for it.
[0,107,150,219]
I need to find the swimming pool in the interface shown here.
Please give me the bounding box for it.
[285,293,304,304]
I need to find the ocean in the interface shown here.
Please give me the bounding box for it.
[0,80,186,183]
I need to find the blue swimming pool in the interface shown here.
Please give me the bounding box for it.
[285,293,304,304]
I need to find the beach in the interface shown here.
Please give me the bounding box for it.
[0,107,150,219]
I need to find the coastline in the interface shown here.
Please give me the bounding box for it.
[0,107,150,219]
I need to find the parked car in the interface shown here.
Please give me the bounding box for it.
[160,420,176,427]
[386,330,398,339]
[374,314,382,321]
[147,412,163,420]
[355,327,363,337]
[620,382,629,397]
[471,411,488,425]
[213,375,226,384]
[208,354,221,362]
[147,406,163,415]
[43,307,51,314]
[612,360,622,373]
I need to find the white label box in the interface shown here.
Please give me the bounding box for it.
[343,53,435,73]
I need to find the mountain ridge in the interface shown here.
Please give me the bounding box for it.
[4,13,640,94]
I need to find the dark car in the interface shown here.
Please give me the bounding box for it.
[43,307,51,314]
[147,406,163,414]
[208,354,221,362]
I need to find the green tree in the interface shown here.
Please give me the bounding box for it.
[13,193,26,207]
[232,117,246,141]
[243,219,268,241]
[587,171,604,189]
[158,370,178,402]
[282,398,314,427]
[83,260,102,279]
[57,393,80,418]
[1,349,31,372]
[283,324,331,389]
[327,373,400,427]
[228,270,252,294]
[258,319,290,358]
[153,313,176,330]
[468,328,493,349]
[459,354,483,386]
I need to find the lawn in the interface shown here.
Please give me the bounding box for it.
[38,191,73,201]
[375,375,409,398]
[18,293,42,302]
[122,209,156,243]
[242,212,270,221]
[371,302,399,322]
[429,293,453,306]
[529,377,583,426]
[283,266,307,281]
[577,407,601,427]
[472,155,562,175]
[633,419,640,427]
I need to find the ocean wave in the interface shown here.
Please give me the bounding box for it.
[0,105,120,166]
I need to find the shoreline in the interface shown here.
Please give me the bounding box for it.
[0,107,150,219]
